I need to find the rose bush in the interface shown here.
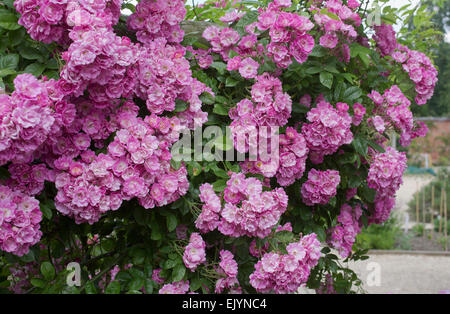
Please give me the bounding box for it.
[0,0,441,294]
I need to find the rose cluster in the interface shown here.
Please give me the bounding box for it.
[258,1,316,68]
[127,0,186,45]
[0,74,69,166]
[228,74,292,155]
[6,163,53,196]
[240,127,309,187]
[368,85,427,146]
[183,233,206,272]
[301,169,340,206]
[373,23,397,57]
[53,109,189,224]
[301,100,353,164]
[215,250,241,293]
[312,0,361,62]
[393,44,438,105]
[0,184,42,256]
[14,0,122,44]
[328,203,363,258]
[367,147,407,224]
[135,38,211,128]
[59,28,140,102]
[37,98,121,167]
[249,233,321,293]
[196,173,288,238]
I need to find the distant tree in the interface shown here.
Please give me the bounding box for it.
[412,0,450,117]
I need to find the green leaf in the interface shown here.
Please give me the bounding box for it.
[320,8,340,20]
[199,92,215,105]
[170,159,182,170]
[352,137,368,156]
[163,259,178,270]
[40,262,55,281]
[128,278,144,291]
[342,86,362,102]
[210,62,227,74]
[0,69,16,77]
[24,63,45,77]
[367,140,386,153]
[305,66,322,74]
[309,46,327,57]
[166,214,177,232]
[0,54,19,70]
[18,46,43,61]
[211,165,229,179]
[144,279,154,294]
[150,223,162,241]
[235,11,259,35]
[105,281,121,294]
[225,76,239,87]
[8,28,25,47]
[359,185,376,203]
[212,179,227,192]
[0,13,20,30]
[348,175,363,188]
[30,278,46,288]
[171,265,186,282]
[174,99,189,112]
[320,71,333,89]
[122,2,136,13]
[190,278,202,291]
[213,103,229,116]
[275,230,294,243]
[40,202,53,220]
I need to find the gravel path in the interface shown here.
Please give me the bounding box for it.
[394,175,434,231]
[347,252,450,294]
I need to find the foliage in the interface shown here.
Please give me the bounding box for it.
[407,169,450,221]
[355,216,406,250]
[0,0,443,294]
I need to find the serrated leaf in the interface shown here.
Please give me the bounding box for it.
[213,103,229,116]
[212,179,227,192]
[0,54,19,70]
[128,278,144,291]
[144,279,154,294]
[172,265,186,282]
[320,71,333,89]
[24,63,45,77]
[30,278,46,288]
[0,68,15,77]
[342,86,362,102]
[352,137,368,156]
[40,262,55,281]
[0,13,20,30]
[18,46,43,61]
[210,62,227,74]
[225,76,239,87]
[199,92,215,105]
[174,99,189,112]
[275,230,294,243]
[166,214,177,232]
